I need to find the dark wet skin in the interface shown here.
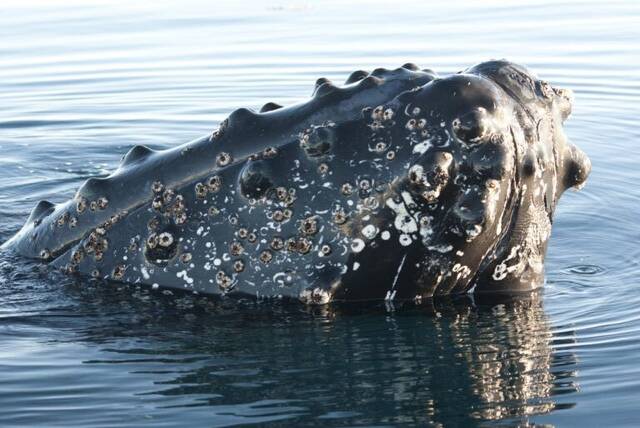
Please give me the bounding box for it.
[1,60,591,303]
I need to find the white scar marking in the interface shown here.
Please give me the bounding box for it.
[385,253,407,300]
[176,270,194,285]
[412,139,432,155]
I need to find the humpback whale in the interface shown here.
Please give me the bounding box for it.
[1,60,591,303]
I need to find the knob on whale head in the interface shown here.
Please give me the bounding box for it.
[466,60,591,193]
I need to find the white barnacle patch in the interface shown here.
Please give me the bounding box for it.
[466,224,483,241]
[351,238,365,253]
[353,262,360,271]
[381,230,391,240]
[371,105,384,121]
[216,151,232,167]
[403,104,414,117]
[361,224,379,240]
[408,164,426,185]
[412,139,432,155]
[273,272,294,287]
[418,214,434,243]
[399,234,412,246]
[299,288,331,305]
[427,244,453,253]
[452,263,472,279]
[492,245,521,281]
[526,204,552,247]
[158,232,174,247]
[386,195,418,235]
[483,179,502,224]
[492,262,508,281]
[384,289,397,301]
[176,270,194,285]
[401,191,416,207]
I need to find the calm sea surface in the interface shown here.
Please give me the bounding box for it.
[1,1,639,426]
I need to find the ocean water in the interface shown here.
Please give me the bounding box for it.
[1,0,639,426]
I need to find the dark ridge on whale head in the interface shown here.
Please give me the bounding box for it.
[358,75,384,89]
[314,77,331,89]
[313,80,338,98]
[402,63,420,71]
[371,67,389,77]
[259,102,283,113]
[226,107,260,134]
[345,70,368,84]
[76,177,111,200]
[121,144,154,166]
[27,200,55,225]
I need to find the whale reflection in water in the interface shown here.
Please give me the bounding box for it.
[51,283,578,426]
[444,295,578,422]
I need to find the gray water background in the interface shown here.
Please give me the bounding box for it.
[0,0,639,426]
